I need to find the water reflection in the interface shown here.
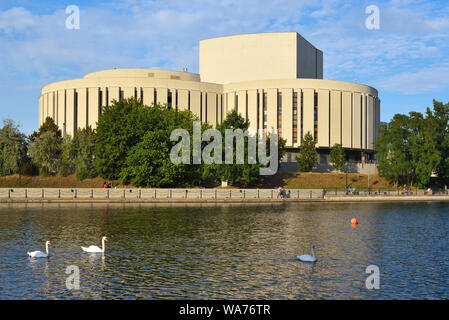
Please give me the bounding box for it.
[0,202,448,299]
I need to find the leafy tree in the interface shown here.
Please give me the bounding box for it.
[425,100,449,182]
[330,143,346,172]
[95,98,173,180]
[0,119,28,176]
[73,126,97,180]
[118,105,206,187]
[29,131,62,175]
[376,111,440,188]
[59,135,76,177]
[29,116,62,141]
[202,110,263,186]
[295,131,318,172]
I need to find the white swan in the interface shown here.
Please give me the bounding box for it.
[297,245,317,263]
[82,236,108,253]
[28,241,52,258]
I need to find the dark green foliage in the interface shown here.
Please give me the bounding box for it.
[118,105,206,187]
[330,143,346,172]
[295,132,318,172]
[0,119,29,176]
[73,127,97,180]
[202,110,263,186]
[29,116,62,142]
[376,102,443,188]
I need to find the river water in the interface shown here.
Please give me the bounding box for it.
[0,202,448,299]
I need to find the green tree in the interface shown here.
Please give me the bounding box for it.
[59,135,76,177]
[330,143,346,172]
[73,126,97,180]
[202,110,263,186]
[29,116,62,142]
[29,131,62,175]
[295,131,318,172]
[95,98,173,180]
[119,105,206,187]
[0,119,29,176]
[376,111,440,188]
[425,100,449,182]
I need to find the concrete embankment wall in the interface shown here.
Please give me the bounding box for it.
[0,188,324,203]
[1,188,448,203]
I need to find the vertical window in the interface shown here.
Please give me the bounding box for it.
[154,90,157,105]
[175,90,178,110]
[235,93,238,113]
[119,89,124,100]
[263,92,267,135]
[314,91,318,142]
[257,92,260,131]
[140,88,143,104]
[200,92,203,122]
[277,92,282,137]
[74,91,78,132]
[99,90,103,115]
[300,91,303,141]
[168,90,172,109]
[293,91,298,143]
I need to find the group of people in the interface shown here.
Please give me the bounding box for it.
[102,182,112,189]
[346,186,358,195]
[277,186,286,199]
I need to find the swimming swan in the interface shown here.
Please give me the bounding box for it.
[82,236,108,253]
[297,245,317,263]
[28,241,52,258]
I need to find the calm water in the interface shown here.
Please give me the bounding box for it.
[0,202,448,299]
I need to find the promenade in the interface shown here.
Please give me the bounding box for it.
[1,188,449,203]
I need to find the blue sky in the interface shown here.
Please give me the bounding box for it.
[1,0,449,134]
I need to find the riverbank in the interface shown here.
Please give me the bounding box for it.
[0,172,394,190]
[0,187,446,203]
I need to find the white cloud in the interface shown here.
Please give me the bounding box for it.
[373,63,449,94]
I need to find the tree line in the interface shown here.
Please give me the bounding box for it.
[376,100,449,188]
[0,98,286,187]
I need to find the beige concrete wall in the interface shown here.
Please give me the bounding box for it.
[207,92,217,126]
[77,88,88,130]
[178,89,189,111]
[281,88,293,145]
[237,90,246,118]
[266,88,278,133]
[362,95,367,150]
[247,89,258,132]
[367,95,375,150]
[353,92,362,149]
[65,89,75,137]
[88,88,99,128]
[342,91,352,148]
[142,87,155,106]
[302,88,315,140]
[317,89,330,147]
[330,90,341,145]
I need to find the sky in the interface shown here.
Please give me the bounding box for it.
[0,0,449,134]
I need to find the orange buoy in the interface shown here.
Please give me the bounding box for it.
[351,218,358,225]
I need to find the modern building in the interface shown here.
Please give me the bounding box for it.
[39,32,380,170]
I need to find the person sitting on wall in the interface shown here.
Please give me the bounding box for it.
[102,182,107,189]
[107,182,112,189]
[426,187,432,195]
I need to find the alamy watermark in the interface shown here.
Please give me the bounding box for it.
[170,122,279,175]
[66,265,80,290]
[365,5,380,30]
[65,5,80,30]
[365,265,380,290]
